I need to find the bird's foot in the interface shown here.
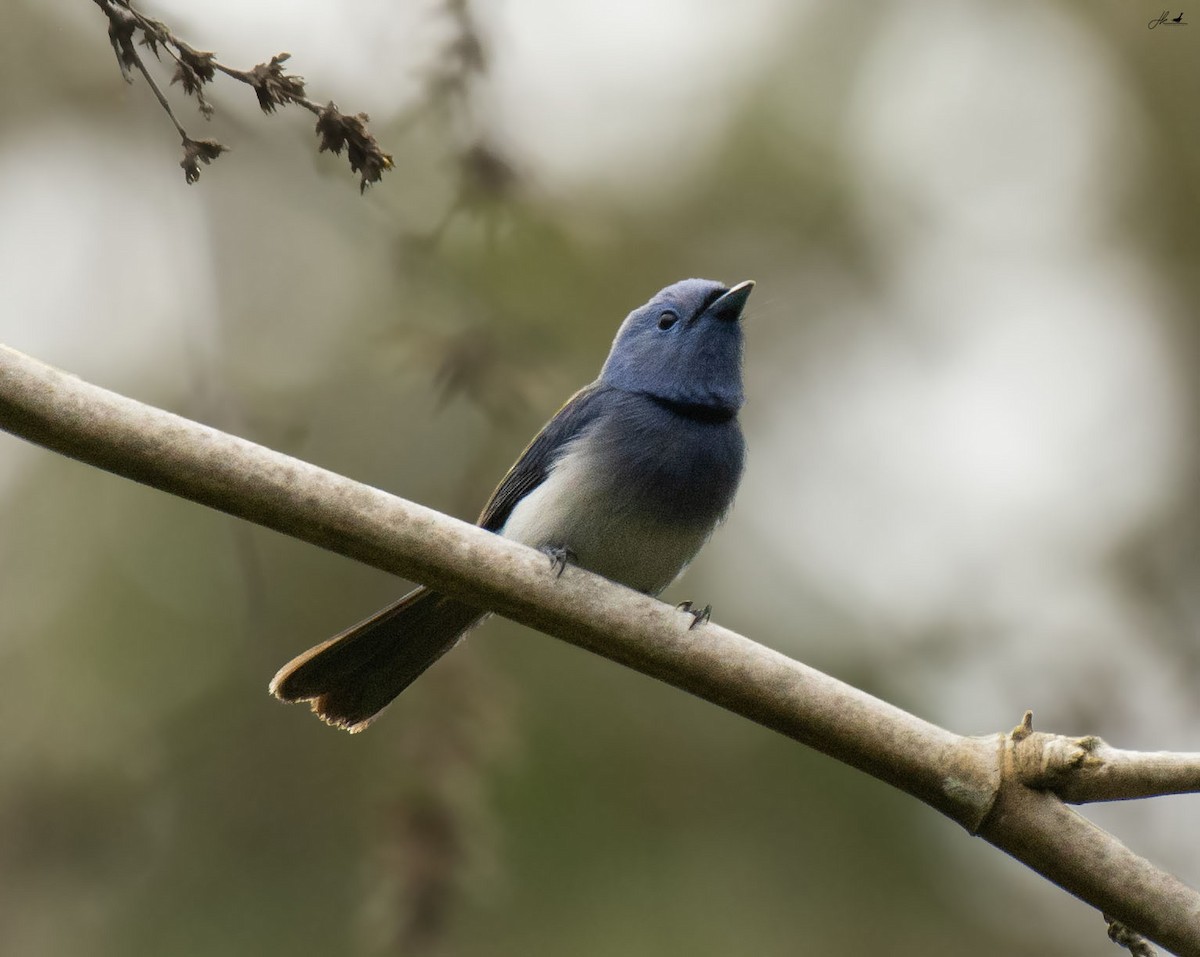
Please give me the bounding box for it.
[676,600,712,630]
[540,544,577,578]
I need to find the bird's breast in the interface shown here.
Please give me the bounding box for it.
[499,393,744,595]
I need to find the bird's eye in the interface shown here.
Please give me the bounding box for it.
[657,311,679,330]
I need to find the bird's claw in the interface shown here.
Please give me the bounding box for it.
[541,545,577,578]
[676,601,712,630]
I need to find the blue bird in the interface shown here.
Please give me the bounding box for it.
[270,278,753,731]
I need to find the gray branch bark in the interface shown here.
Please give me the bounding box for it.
[2,343,1200,955]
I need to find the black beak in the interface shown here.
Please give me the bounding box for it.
[708,280,755,322]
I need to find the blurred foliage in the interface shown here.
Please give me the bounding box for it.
[1,1,1199,955]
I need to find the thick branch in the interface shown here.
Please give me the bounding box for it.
[1,343,1199,955]
[980,782,1200,952]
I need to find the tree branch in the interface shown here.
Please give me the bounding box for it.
[2,343,1199,954]
[1009,712,1200,803]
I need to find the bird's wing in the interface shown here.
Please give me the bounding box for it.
[477,382,609,532]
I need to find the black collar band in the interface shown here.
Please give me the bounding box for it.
[645,393,739,424]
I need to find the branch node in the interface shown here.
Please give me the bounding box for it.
[1106,914,1158,956]
[1011,709,1035,741]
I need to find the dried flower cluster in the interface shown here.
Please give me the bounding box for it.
[91,0,393,190]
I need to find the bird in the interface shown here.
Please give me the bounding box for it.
[270,278,754,731]
[1174,11,1184,22]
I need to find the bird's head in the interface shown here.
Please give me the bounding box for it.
[599,278,753,413]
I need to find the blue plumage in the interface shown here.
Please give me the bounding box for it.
[600,278,748,412]
[271,278,754,731]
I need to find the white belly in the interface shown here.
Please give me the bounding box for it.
[498,436,713,595]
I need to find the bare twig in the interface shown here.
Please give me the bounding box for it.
[1010,712,1200,803]
[90,0,393,188]
[1,342,1199,955]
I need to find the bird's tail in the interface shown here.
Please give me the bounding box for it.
[269,587,486,732]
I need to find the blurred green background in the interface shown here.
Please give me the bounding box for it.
[2,0,1198,954]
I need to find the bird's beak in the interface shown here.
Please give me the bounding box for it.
[709,280,755,322]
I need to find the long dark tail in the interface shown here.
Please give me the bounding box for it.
[269,587,486,732]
